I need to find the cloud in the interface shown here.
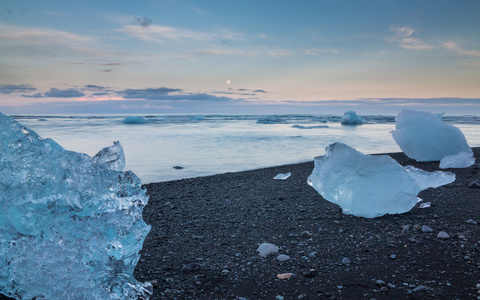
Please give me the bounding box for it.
[0,84,36,94]
[389,26,433,50]
[302,48,339,55]
[0,22,104,57]
[133,17,152,28]
[442,41,480,57]
[22,87,85,98]
[253,89,267,93]
[120,87,183,99]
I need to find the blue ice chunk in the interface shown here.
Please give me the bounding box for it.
[340,110,364,125]
[122,116,146,124]
[0,113,152,299]
[392,110,472,162]
[308,143,455,218]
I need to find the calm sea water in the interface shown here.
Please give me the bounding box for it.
[13,114,480,184]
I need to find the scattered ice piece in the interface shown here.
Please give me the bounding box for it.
[122,116,147,124]
[0,113,152,300]
[341,110,364,125]
[440,151,475,169]
[392,110,472,162]
[341,257,351,264]
[276,295,285,300]
[307,143,455,218]
[277,254,291,262]
[421,225,433,233]
[419,202,431,208]
[273,172,291,180]
[437,231,451,239]
[257,243,279,257]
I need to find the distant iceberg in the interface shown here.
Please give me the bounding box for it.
[308,142,455,218]
[292,124,329,129]
[122,116,147,124]
[341,110,364,125]
[0,113,152,299]
[392,109,473,163]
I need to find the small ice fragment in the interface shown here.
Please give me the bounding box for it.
[257,243,279,257]
[392,110,472,162]
[340,110,364,125]
[92,141,126,171]
[122,116,146,124]
[277,254,291,261]
[437,231,450,239]
[273,172,291,180]
[419,202,431,208]
[292,124,329,129]
[307,143,455,218]
[440,151,475,169]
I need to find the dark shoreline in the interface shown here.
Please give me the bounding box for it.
[135,147,480,299]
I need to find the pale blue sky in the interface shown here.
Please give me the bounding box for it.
[1,0,479,114]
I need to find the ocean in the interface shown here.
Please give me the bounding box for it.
[12,114,480,184]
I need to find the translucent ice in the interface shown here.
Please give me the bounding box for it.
[273,172,291,180]
[307,143,455,218]
[439,151,475,169]
[340,110,364,125]
[0,113,152,299]
[392,110,472,162]
[122,116,146,124]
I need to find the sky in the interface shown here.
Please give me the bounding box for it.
[1,0,479,115]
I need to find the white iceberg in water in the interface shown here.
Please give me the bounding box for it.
[308,143,455,218]
[0,113,152,299]
[440,151,476,169]
[392,110,473,164]
[122,116,146,124]
[341,110,364,125]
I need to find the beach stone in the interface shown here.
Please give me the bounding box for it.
[413,285,427,292]
[422,225,434,233]
[301,231,313,238]
[437,231,451,239]
[257,243,279,257]
[468,181,480,188]
[375,279,386,286]
[341,257,351,265]
[277,254,291,262]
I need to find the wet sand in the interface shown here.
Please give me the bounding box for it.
[135,147,480,299]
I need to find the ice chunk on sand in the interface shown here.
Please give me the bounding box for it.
[257,243,279,257]
[307,143,455,218]
[122,116,146,124]
[273,172,291,180]
[341,110,364,125]
[392,110,472,162]
[0,113,152,300]
[440,151,475,169]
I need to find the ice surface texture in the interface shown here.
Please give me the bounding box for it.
[308,143,455,218]
[0,113,152,300]
[392,110,473,162]
[440,151,476,169]
[340,110,364,125]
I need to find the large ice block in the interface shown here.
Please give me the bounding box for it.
[392,109,472,162]
[340,110,364,125]
[307,143,455,218]
[0,113,152,299]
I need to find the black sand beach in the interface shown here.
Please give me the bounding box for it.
[135,147,480,299]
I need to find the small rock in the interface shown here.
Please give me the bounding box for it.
[437,231,450,239]
[476,283,480,289]
[380,286,388,292]
[173,166,184,170]
[375,279,386,286]
[308,252,317,258]
[277,254,291,262]
[413,285,427,292]
[422,225,433,233]
[303,269,317,278]
[301,231,313,238]
[276,296,285,300]
[468,181,480,188]
[466,219,478,225]
[390,254,397,259]
[341,257,351,265]
[257,243,279,257]
[276,273,292,280]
